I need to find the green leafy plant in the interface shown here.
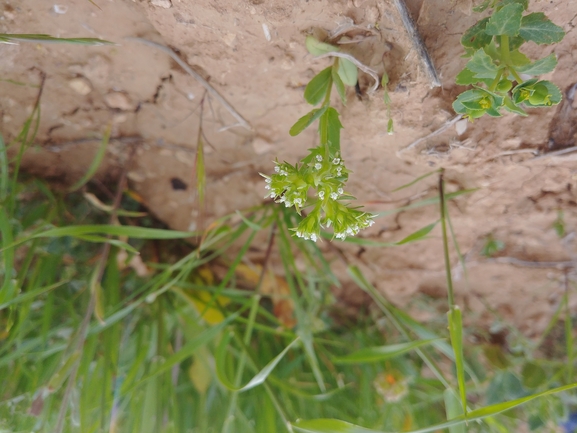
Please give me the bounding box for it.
[481,234,505,257]
[262,36,377,242]
[454,0,565,119]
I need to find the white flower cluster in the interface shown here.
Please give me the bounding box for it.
[262,148,375,242]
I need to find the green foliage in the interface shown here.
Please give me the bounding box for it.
[264,37,375,242]
[481,234,505,257]
[454,1,565,119]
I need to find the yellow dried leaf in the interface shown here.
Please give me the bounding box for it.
[188,355,211,394]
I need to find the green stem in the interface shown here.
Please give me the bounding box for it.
[439,170,455,307]
[500,35,523,83]
[509,67,523,84]
[500,35,511,65]
[488,69,503,92]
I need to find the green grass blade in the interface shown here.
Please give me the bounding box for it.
[293,381,577,433]
[217,332,300,392]
[1,225,197,252]
[0,133,8,201]
[348,265,453,390]
[0,207,16,303]
[293,418,382,433]
[122,314,238,395]
[444,389,465,433]
[448,306,467,416]
[395,221,438,245]
[0,33,114,45]
[565,282,574,383]
[0,280,67,310]
[375,189,477,218]
[69,125,111,191]
[392,169,440,192]
[332,339,442,364]
[196,127,206,207]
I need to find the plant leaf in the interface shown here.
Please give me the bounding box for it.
[332,339,441,364]
[448,306,467,416]
[395,222,438,245]
[455,68,478,85]
[69,124,111,191]
[499,0,528,9]
[508,49,531,67]
[337,58,358,87]
[306,36,338,56]
[331,65,347,104]
[503,95,527,115]
[461,17,492,51]
[323,107,342,157]
[485,3,523,36]
[216,332,300,392]
[292,382,577,433]
[519,12,565,45]
[516,53,557,75]
[392,169,440,192]
[466,49,498,79]
[293,419,382,433]
[305,67,333,105]
[289,107,328,136]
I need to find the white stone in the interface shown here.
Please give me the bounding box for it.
[104,91,133,111]
[455,119,468,136]
[68,77,92,95]
[251,137,273,155]
[151,0,172,8]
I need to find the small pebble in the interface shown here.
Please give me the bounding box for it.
[251,137,273,155]
[104,91,133,111]
[150,0,172,8]
[455,119,468,136]
[68,77,92,95]
[52,5,68,14]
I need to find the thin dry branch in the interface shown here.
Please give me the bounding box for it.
[126,37,252,131]
[399,115,462,153]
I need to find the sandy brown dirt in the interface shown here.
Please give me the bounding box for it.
[1,0,577,337]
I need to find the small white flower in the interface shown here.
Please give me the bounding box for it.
[265,178,272,183]
[330,192,338,200]
[318,191,325,199]
[310,233,318,242]
[285,201,292,207]
[280,170,288,176]
[294,198,302,205]
[332,158,340,164]
[368,219,375,227]
[265,185,271,190]
[270,192,276,198]
[336,167,342,175]
[337,187,343,195]
[274,166,280,173]
[315,163,322,170]
[316,155,323,162]
[335,232,346,240]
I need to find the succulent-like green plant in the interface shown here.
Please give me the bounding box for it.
[454,0,565,119]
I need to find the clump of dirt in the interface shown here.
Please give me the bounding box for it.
[1,0,577,337]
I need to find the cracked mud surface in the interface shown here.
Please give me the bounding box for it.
[2,0,577,336]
